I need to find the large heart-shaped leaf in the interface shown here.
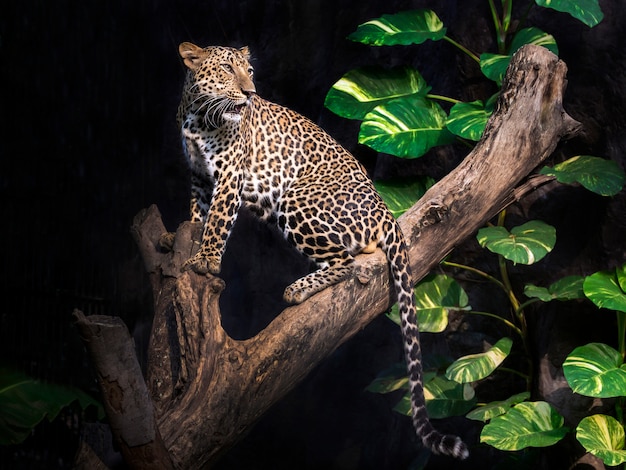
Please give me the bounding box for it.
[374,176,435,218]
[524,275,585,302]
[563,342,626,398]
[480,28,558,84]
[466,392,531,422]
[388,273,471,333]
[347,9,447,46]
[446,337,513,383]
[325,67,431,120]
[359,96,454,158]
[445,98,495,141]
[576,414,626,466]
[394,375,475,419]
[414,273,471,332]
[0,368,103,445]
[539,155,626,196]
[584,268,626,313]
[477,220,556,265]
[535,0,604,28]
[366,363,441,399]
[480,401,568,450]
[387,274,471,333]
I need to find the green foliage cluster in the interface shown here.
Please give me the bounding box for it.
[0,367,103,445]
[325,0,626,466]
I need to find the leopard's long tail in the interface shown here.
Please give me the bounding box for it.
[382,221,469,460]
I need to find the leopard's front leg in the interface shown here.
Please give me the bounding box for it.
[183,174,243,275]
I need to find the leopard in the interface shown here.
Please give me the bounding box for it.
[176,41,469,460]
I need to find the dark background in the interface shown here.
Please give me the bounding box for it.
[1,0,625,468]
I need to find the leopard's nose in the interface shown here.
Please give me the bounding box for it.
[239,75,256,96]
[242,83,256,96]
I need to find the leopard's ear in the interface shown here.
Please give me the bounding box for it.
[179,42,208,70]
[239,46,251,60]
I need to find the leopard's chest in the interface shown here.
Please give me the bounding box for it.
[182,119,241,180]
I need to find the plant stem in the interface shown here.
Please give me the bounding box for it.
[441,260,507,291]
[502,0,512,33]
[517,298,542,313]
[499,366,529,381]
[468,310,523,338]
[442,36,481,63]
[426,94,461,105]
[487,0,507,54]
[496,211,523,317]
[499,254,522,314]
[496,210,532,390]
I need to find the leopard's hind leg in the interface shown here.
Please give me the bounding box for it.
[283,250,354,304]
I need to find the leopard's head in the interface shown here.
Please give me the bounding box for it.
[179,42,256,128]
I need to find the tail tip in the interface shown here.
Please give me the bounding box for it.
[438,434,469,460]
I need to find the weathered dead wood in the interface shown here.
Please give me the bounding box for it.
[72,310,174,470]
[76,44,581,469]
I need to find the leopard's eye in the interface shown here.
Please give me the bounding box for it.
[221,64,234,73]
[247,67,254,76]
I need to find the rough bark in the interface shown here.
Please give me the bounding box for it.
[75,45,580,469]
[72,310,174,470]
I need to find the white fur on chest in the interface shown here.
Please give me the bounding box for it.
[181,121,240,179]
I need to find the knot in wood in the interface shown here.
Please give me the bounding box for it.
[228,351,240,364]
[423,204,448,226]
[208,277,226,293]
[356,264,373,285]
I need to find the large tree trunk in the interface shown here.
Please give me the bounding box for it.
[74,45,580,469]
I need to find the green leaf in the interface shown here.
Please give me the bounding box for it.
[359,96,454,158]
[466,392,531,422]
[480,28,558,84]
[539,155,626,196]
[366,363,410,394]
[347,9,447,46]
[524,275,585,302]
[480,401,568,450]
[445,337,512,383]
[535,0,604,28]
[563,342,626,398]
[584,268,626,313]
[576,414,626,466]
[388,273,471,333]
[0,368,103,445]
[366,362,440,397]
[394,375,475,419]
[446,99,494,141]
[477,220,556,265]
[324,67,431,120]
[374,176,435,218]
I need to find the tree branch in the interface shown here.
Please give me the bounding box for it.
[77,44,581,469]
[72,310,174,470]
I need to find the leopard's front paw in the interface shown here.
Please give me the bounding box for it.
[283,283,310,304]
[182,253,221,275]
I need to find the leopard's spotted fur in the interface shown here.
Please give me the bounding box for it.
[177,42,468,459]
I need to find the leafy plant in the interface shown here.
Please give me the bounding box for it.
[325,2,603,159]
[0,367,103,445]
[561,266,626,465]
[322,0,626,466]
